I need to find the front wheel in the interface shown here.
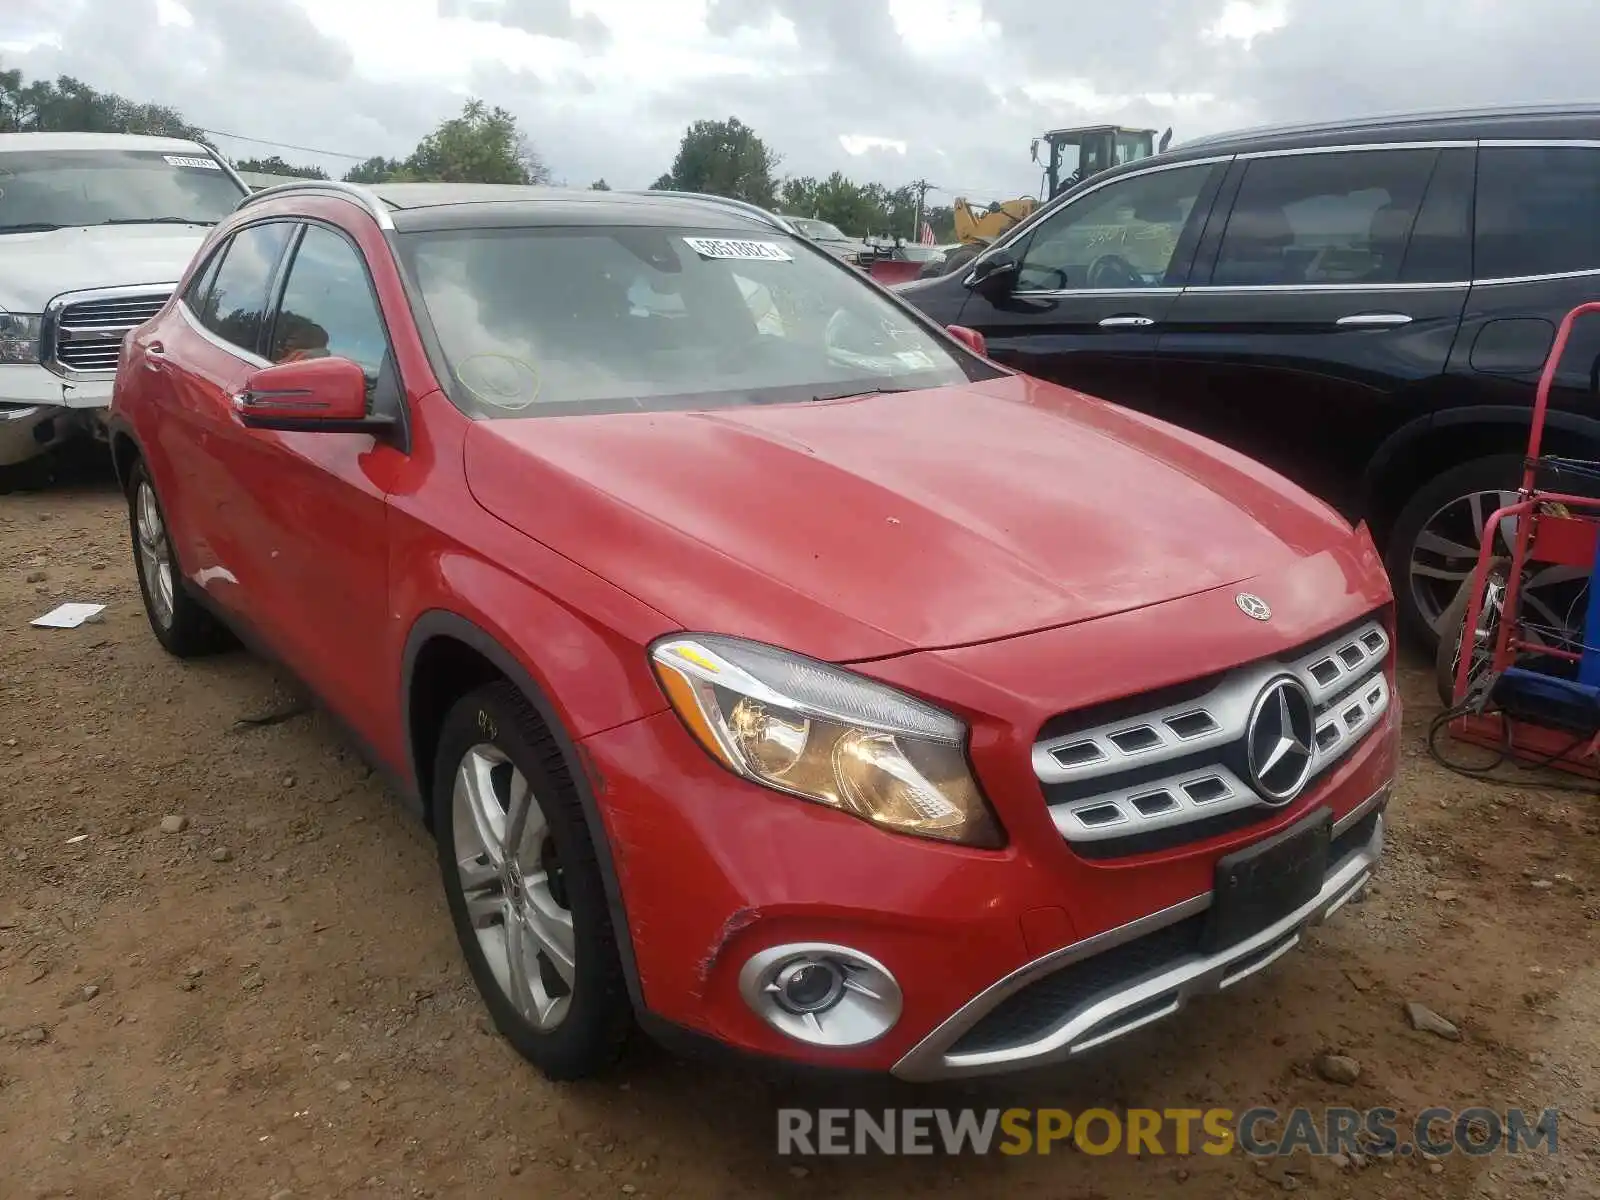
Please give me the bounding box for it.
[434,682,632,1080]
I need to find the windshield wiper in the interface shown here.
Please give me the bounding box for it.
[810,386,912,403]
[0,222,66,234]
[99,217,217,226]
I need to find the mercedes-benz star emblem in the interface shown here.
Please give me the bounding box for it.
[1236,592,1272,621]
[1245,677,1316,804]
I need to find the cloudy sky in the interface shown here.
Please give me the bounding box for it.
[1,0,1592,204]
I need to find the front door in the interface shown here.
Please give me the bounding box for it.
[1154,146,1475,509]
[143,220,295,620]
[221,219,404,747]
[955,159,1228,408]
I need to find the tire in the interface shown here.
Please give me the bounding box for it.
[126,459,234,657]
[433,682,632,1080]
[933,244,982,278]
[1386,454,1593,650]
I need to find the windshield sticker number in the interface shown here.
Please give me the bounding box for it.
[681,237,793,262]
[163,155,222,170]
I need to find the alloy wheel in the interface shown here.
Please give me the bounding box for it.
[451,744,575,1030]
[135,481,175,630]
[1408,488,1588,647]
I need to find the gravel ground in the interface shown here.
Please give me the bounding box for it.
[1,469,1598,1200]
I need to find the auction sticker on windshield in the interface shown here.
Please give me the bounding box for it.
[682,237,793,262]
[162,155,221,169]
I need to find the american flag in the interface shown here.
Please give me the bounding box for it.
[919,221,936,245]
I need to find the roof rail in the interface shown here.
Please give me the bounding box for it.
[619,189,793,233]
[236,180,395,230]
[1178,100,1600,151]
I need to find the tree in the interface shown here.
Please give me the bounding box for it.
[1,64,202,139]
[651,117,779,207]
[236,155,327,180]
[776,174,932,240]
[589,178,611,190]
[402,99,549,185]
[343,156,405,184]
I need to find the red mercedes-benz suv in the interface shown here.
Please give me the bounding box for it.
[108,182,1397,1081]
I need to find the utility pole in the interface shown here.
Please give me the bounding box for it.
[910,179,934,241]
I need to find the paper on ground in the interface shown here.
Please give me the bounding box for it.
[31,602,106,629]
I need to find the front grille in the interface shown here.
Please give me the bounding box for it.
[1033,615,1390,856]
[50,292,170,374]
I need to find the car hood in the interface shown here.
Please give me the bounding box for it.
[464,375,1358,663]
[0,224,211,312]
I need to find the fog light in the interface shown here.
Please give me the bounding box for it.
[739,943,902,1047]
[774,959,845,1014]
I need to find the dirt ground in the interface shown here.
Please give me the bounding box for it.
[1,469,1598,1200]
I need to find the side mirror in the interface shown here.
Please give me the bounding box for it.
[965,253,1019,299]
[946,325,987,357]
[234,357,390,434]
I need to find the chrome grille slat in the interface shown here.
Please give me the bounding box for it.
[1037,620,1391,847]
[1052,767,1255,842]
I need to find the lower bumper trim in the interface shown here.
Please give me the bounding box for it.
[892,791,1387,1081]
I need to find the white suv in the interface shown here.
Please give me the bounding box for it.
[0,132,248,487]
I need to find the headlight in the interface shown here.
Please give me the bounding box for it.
[0,313,43,364]
[651,635,1003,848]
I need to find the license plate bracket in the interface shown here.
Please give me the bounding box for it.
[1203,808,1331,954]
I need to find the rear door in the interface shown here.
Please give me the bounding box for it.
[1153,145,1474,508]
[953,158,1228,408]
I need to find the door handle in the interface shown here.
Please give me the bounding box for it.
[1336,313,1413,328]
[1099,315,1156,328]
[143,341,166,372]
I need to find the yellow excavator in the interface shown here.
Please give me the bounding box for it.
[932,125,1173,277]
[1034,124,1172,199]
[952,195,1038,244]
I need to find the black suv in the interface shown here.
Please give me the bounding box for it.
[896,104,1600,646]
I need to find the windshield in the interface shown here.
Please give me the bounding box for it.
[0,149,245,232]
[400,225,996,418]
[792,217,849,242]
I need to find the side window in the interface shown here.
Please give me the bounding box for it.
[1016,163,1216,291]
[1399,147,1474,283]
[1210,150,1436,287]
[268,225,389,377]
[194,222,292,353]
[1476,146,1600,280]
[183,242,226,313]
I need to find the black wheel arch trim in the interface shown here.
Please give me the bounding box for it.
[1362,405,1600,514]
[105,414,141,491]
[399,609,647,1015]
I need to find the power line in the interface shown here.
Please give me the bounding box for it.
[197,127,370,162]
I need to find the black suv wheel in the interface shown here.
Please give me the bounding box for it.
[1386,454,1590,649]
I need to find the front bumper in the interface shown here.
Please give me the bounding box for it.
[892,788,1386,1079]
[0,364,110,466]
[0,403,79,467]
[579,687,1397,1077]
[0,362,115,411]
